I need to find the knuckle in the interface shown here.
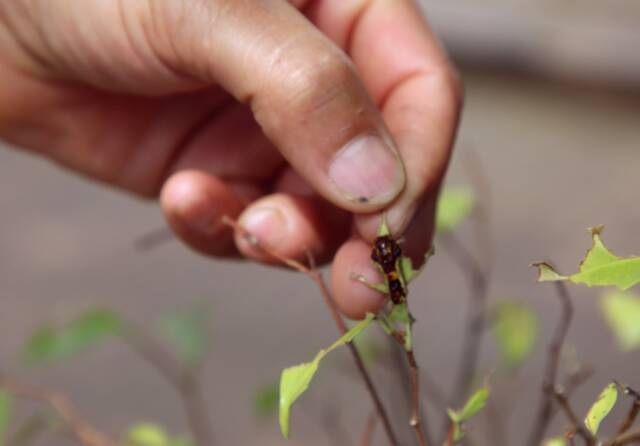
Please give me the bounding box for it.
[275,48,358,115]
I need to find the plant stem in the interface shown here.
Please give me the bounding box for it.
[553,389,596,445]
[406,349,428,446]
[223,216,398,446]
[615,385,640,437]
[124,326,214,446]
[359,412,378,446]
[444,233,489,407]
[526,281,574,446]
[0,376,118,446]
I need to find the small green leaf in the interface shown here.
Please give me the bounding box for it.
[378,215,391,237]
[600,291,640,351]
[279,314,374,438]
[447,387,489,442]
[399,256,416,284]
[0,390,11,446]
[532,226,640,290]
[24,309,122,364]
[436,188,475,234]
[544,438,568,446]
[584,382,618,435]
[253,383,279,418]
[126,423,169,446]
[159,307,209,365]
[492,301,538,367]
[457,387,490,422]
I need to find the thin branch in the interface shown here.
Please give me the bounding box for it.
[615,385,640,437]
[406,349,428,446]
[123,326,214,446]
[444,232,489,407]
[222,216,398,446]
[553,388,596,445]
[606,428,640,446]
[526,281,574,446]
[359,412,377,446]
[0,377,119,446]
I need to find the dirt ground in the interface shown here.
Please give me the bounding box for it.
[1,53,640,446]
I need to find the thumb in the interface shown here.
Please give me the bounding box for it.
[154,0,406,211]
[7,0,405,212]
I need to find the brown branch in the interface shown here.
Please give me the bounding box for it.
[606,428,640,446]
[615,385,640,437]
[444,232,489,407]
[526,281,574,446]
[553,388,596,445]
[123,325,214,446]
[406,349,428,446]
[359,412,377,446]
[222,216,398,446]
[0,377,119,446]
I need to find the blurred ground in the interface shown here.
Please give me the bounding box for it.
[1,2,640,446]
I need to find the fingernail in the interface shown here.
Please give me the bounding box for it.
[239,207,286,248]
[328,134,405,204]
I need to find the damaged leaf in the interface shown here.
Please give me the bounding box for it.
[533,226,640,290]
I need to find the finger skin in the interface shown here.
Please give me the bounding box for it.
[234,192,350,265]
[332,238,388,320]
[160,170,246,257]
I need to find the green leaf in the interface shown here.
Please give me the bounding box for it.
[533,226,640,290]
[436,188,475,234]
[253,383,279,418]
[600,291,640,351]
[447,387,490,442]
[455,387,490,422]
[492,301,538,367]
[159,307,209,365]
[544,438,568,446]
[584,382,618,435]
[279,314,374,438]
[24,309,122,364]
[0,390,11,446]
[378,215,391,237]
[126,423,169,446]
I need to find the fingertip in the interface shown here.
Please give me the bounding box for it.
[160,170,244,256]
[331,239,388,320]
[235,193,331,264]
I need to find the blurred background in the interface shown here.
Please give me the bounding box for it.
[1,1,639,445]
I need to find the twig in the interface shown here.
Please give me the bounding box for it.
[406,349,428,446]
[526,281,574,446]
[615,385,640,437]
[222,216,398,446]
[0,377,119,446]
[359,412,377,446]
[444,233,489,407]
[123,326,214,446]
[606,428,640,446]
[553,388,596,445]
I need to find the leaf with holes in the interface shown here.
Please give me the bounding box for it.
[533,226,640,290]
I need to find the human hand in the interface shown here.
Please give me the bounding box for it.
[0,0,460,318]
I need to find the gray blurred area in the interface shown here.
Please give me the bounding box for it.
[1,1,640,445]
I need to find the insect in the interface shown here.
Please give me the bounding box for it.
[371,234,407,304]
[351,217,429,305]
